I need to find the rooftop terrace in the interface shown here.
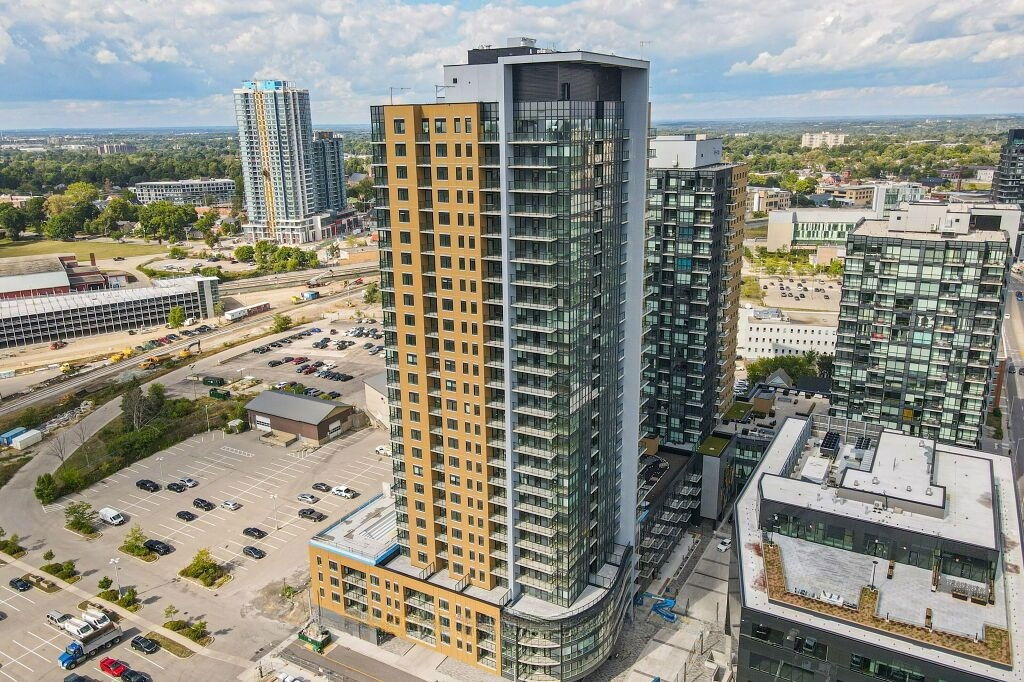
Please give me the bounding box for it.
[737,415,1024,678]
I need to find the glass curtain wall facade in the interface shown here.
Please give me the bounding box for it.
[321,50,648,682]
[832,233,1008,446]
[644,159,745,450]
[992,129,1024,204]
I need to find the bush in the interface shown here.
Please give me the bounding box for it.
[98,589,119,602]
[121,524,148,556]
[41,560,77,581]
[164,619,189,632]
[185,620,208,642]
[98,576,113,590]
[0,533,24,556]
[117,586,138,608]
[43,549,55,561]
[179,548,227,587]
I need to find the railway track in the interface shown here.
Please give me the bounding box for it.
[0,285,369,417]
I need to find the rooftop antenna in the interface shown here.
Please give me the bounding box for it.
[640,41,652,60]
[388,87,410,105]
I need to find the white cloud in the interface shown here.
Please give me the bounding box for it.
[94,47,119,64]
[728,0,1024,74]
[0,0,1021,126]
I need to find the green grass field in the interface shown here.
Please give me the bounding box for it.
[0,239,168,261]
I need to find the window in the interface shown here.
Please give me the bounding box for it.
[393,119,406,134]
[395,143,407,157]
[397,210,410,223]
[434,118,447,133]
[464,118,472,133]
[437,189,450,203]
[437,167,449,180]
[397,187,409,201]
[559,82,570,100]
[396,165,408,179]
[399,231,411,244]
[435,143,448,158]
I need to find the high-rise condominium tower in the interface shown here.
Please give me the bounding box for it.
[234,80,346,244]
[308,40,649,681]
[831,202,1014,447]
[644,135,746,450]
[992,129,1024,205]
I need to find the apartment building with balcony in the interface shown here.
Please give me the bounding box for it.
[644,135,746,451]
[831,202,1011,447]
[992,129,1024,205]
[310,40,649,681]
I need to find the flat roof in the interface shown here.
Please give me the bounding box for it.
[245,390,351,425]
[0,255,71,294]
[854,219,1008,242]
[311,493,398,565]
[0,275,216,317]
[737,416,1024,678]
[362,371,387,395]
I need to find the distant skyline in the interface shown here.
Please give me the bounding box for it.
[1,0,1023,128]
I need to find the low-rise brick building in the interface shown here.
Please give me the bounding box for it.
[245,391,359,445]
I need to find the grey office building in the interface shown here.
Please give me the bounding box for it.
[0,276,219,348]
[831,202,1011,447]
[992,129,1024,205]
[644,135,746,451]
[734,414,1024,682]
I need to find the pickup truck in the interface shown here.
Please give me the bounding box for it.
[57,624,123,669]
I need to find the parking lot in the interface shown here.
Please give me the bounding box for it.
[9,421,390,679]
[0,558,191,682]
[164,323,386,410]
[758,276,841,312]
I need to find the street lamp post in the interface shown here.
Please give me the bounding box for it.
[204,403,211,432]
[870,560,879,589]
[109,557,121,597]
[156,456,165,480]
[270,494,279,530]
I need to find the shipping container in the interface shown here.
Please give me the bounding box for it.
[202,376,225,386]
[208,388,231,400]
[301,290,320,301]
[0,427,27,446]
[223,301,271,322]
[10,429,43,450]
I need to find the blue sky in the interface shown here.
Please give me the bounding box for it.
[0,0,1021,128]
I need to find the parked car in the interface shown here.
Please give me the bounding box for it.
[167,482,186,493]
[298,508,327,522]
[99,657,128,677]
[179,477,198,488]
[135,479,160,492]
[131,636,159,655]
[331,485,357,498]
[221,500,242,511]
[312,482,332,492]
[122,670,148,682]
[143,539,172,555]
[297,493,320,504]
[716,538,733,552]
[9,577,32,591]
[243,546,266,559]
[243,527,267,539]
[192,498,214,511]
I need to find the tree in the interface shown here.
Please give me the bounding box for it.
[145,383,167,420]
[195,212,217,233]
[138,201,196,242]
[22,196,46,226]
[34,473,60,504]
[254,240,277,265]
[98,576,113,591]
[214,301,225,316]
[65,182,101,205]
[363,281,380,304]
[123,524,147,554]
[203,231,219,248]
[48,430,71,463]
[233,245,254,262]
[164,604,179,620]
[0,203,27,240]
[121,379,146,431]
[43,549,55,561]
[167,306,186,328]
[186,620,208,642]
[64,501,99,533]
[271,313,293,333]
[43,211,80,241]
[168,245,189,259]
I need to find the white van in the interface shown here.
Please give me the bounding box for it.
[62,617,96,638]
[81,609,111,629]
[98,507,126,526]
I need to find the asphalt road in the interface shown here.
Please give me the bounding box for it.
[284,641,425,682]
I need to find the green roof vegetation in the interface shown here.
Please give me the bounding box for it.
[724,401,753,421]
[697,435,731,457]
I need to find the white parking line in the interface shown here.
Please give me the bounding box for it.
[27,631,63,650]
[11,639,49,661]
[3,586,35,605]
